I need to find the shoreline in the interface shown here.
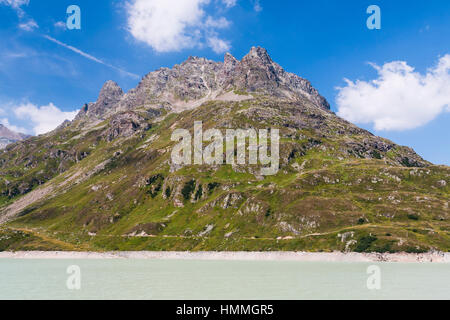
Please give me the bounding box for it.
[0,251,449,263]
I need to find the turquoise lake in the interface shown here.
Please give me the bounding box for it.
[0,260,449,300]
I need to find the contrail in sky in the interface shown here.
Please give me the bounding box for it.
[43,35,140,79]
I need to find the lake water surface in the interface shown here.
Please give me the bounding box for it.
[0,259,449,300]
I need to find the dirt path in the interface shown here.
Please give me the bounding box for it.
[7,227,84,251]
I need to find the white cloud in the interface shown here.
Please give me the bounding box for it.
[13,102,78,135]
[126,0,232,53]
[3,52,28,59]
[222,0,236,8]
[0,0,29,18]
[205,16,230,29]
[127,0,208,52]
[54,21,67,30]
[1,0,38,33]
[207,35,231,54]
[336,55,450,131]
[252,0,262,12]
[0,0,28,10]
[18,19,38,31]
[0,0,29,7]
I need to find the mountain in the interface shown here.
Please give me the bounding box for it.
[0,47,448,253]
[0,124,29,149]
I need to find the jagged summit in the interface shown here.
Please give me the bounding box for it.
[99,80,123,99]
[243,46,273,63]
[224,52,238,62]
[75,47,330,121]
[96,80,124,112]
[75,80,124,121]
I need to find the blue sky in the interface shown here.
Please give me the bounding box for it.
[0,0,449,164]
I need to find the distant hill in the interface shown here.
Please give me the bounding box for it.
[0,124,29,149]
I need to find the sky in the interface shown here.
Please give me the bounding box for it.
[0,0,449,165]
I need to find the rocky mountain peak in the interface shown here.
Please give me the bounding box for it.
[76,81,124,121]
[220,53,239,80]
[74,46,331,124]
[242,46,273,65]
[224,52,238,65]
[222,47,330,109]
[98,80,123,102]
[184,56,204,63]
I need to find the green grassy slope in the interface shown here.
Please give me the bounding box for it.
[0,97,448,252]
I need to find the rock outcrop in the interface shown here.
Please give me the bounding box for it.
[75,80,125,121]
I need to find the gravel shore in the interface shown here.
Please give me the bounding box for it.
[0,251,449,262]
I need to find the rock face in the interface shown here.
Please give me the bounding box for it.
[75,81,125,121]
[102,111,151,142]
[75,47,330,122]
[220,47,330,109]
[0,124,29,149]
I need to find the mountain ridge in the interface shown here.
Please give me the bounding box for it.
[75,47,330,123]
